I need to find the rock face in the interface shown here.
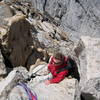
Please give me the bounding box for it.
[32,20,70,54]
[31,0,100,42]
[81,77,100,100]
[14,66,29,80]
[76,36,100,86]
[75,36,100,99]
[1,0,76,69]
[1,0,100,100]
[0,67,25,100]
[8,84,31,100]
[3,0,31,3]
[0,49,7,76]
[0,2,13,26]
[0,13,51,69]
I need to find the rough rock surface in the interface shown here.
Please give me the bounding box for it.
[75,36,100,86]
[0,64,78,100]
[28,16,74,58]
[8,85,29,100]
[5,0,74,56]
[0,2,13,27]
[0,49,7,76]
[1,0,100,100]
[81,77,100,100]
[5,14,33,68]
[75,36,100,99]
[3,0,31,3]
[30,78,77,100]
[31,0,100,42]
[0,13,51,69]
[8,79,78,100]
[32,20,71,54]
[0,67,25,100]
[1,0,75,58]
[14,66,29,80]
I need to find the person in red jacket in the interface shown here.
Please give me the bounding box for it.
[45,52,69,85]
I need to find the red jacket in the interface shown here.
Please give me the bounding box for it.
[48,56,68,83]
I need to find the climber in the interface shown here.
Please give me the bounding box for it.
[45,52,73,85]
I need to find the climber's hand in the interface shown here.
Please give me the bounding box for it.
[45,80,51,85]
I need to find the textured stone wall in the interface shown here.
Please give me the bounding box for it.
[31,0,100,42]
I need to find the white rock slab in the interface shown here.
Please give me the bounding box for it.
[80,36,100,80]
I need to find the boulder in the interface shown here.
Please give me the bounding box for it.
[29,59,48,75]
[30,77,78,100]
[8,85,29,100]
[3,14,33,68]
[0,68,24,100]
[8,78,78,100]
[14,66,29,80]
[7,65,49,100]
[0,13,51,69]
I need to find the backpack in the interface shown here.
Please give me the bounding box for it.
[57,57,80,81]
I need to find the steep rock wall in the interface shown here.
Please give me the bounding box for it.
[31,0,100,42]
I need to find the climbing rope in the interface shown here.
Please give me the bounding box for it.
[18,82,37,100]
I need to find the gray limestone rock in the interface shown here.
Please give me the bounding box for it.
[81,77,100,100]
[0,69,24,100]
[29,77,78,100]
[0,49,7,76]
[31,0,100,42]
[0,2,13,27]
[75,36,100,99]
[14,66,29,80]
[76,36,100,86]
[8,84,30,100]
[31,20,72,55]
[3,0,31,3]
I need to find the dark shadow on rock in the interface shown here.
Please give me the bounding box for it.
[25,48,49,70]
[0,45,13,75]
[67,56,80,81]
[0,45,13,68]
[81,93,96,100]
[80,94,85,100]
